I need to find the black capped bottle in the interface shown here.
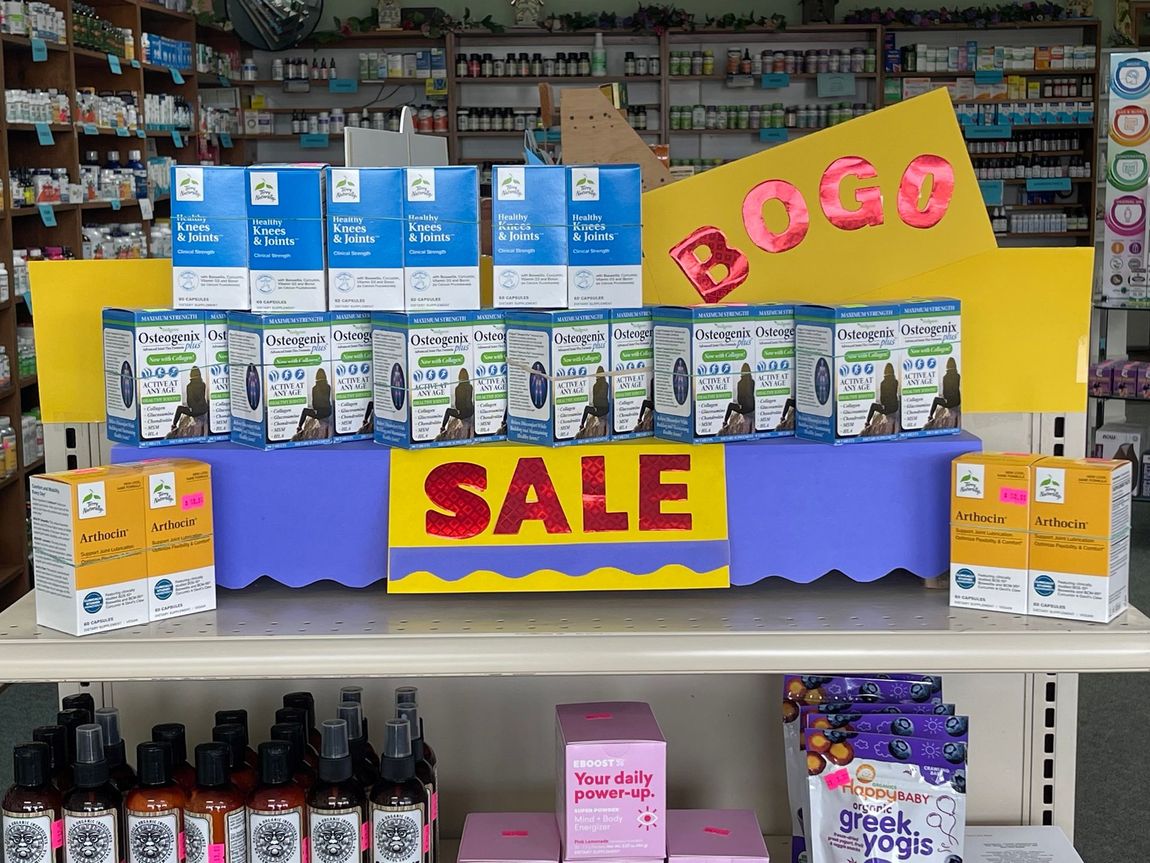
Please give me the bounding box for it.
[94,709,136,793]
[215,712,258,769]
[283,694,320,751]
[61,694,96,718]
[34,726,72,794]
[274,709,318,768]
[396,705,435,863]
[3,742,63,863]
[369,719,427,863]
[56,711,90,774]
[307,720,367,863]
[124,743,185,863]
[150,725,195,796]
[62,725,124,863]
[393,690,436,771]
[337,703,379,789]
[185,743,246,863]
[212,726,257,796]
[248,742,306,863]
[269,724,316,790]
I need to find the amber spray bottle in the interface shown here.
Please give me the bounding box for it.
[33,727,72,795]
[276,709,319,768]
[62,725,124,863]
[283,693,321,752]
[248,741,307,863]
[185,743,247,863]
[150,725,196,796]
[397,704,436,863]
[55,711,90,778]
[337,703,379,790]
[369,719,428,863]
[393,690,436,772]
[124,742,185,863]
[338,688,379,769]
[95,709,136,793]
[2,742,63,863]
[307,720,368,863]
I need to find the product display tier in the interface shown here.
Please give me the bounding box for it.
[0,572,1147,681]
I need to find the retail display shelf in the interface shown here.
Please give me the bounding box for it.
[18,373,36,388]
[0,474,15,493]
[969,149,1084,157]
[20,456,43,473]
[0,34,67,51]
[10,204,74,217]
[456,75,661,84]
[7,122,73,132]
[0,573,1147,682]
[0,563,22,590]
[1001,231,1092,238]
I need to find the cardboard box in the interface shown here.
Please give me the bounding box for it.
[609,308,654,440]
[247,165,327,312]
[472,310,508,442]
[171,166,250,309]
[204,310,230,440]
[899,298,961,437]
[330,311,374,442]
[567,165,642,309]
[1113,360,1142,398]
[666,811,768,863]
[506,309,611,446]
[556,702,666,860]
[492,165,568,308]
[103,308,210,446]
[458,814,560,863]
[326,167,405,311]
[795,303,901,444]
[1091,422,1147,495]
[1088,360,1116,397]
[228,312,333,449]
[403,166,480,310]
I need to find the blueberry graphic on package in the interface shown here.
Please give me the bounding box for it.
[943,742,967,764]
[909,682,933,702]
[945,716,968,737]
[887,738,913,762]
[890,717,915,736]
[951,768,967,794]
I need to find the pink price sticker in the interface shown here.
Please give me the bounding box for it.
[584,712,613,720]
[360,821,371,851]
[823,768,851,790]
[181,491,205,511]
[208,844,226,863]
[302,838,310,863]
[999,487,1028,505]
[501,832,530,838]
[178,832,186,862]
[430,791,438,822]
[51,820,64,850]
[702,827,731,837]
[423,825,431,854]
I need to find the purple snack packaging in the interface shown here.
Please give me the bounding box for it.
[556,702,666,860]
[804,713,969,739]
[666,810,769,863]
[1114,361,1142,398]
[805,731,967,863]
[1089,360,1116,397]
[458,813,561,863]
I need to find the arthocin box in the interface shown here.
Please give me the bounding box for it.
[103,308,210,446]
[372,311,474,448]
[31,465,149,635]
[403,166,480,310]
[330,311,374,442]
[899,297,961,437]
[567,165,642,309]
[458,813,560,863]
[506,309,611,446]
[609,308,654,439]
[205,310,230,440]
[666,811,769,863]
[227,312,333,449]
[795,303,901,444]
[326,167,404,310]
[247,165,327,312]
[171,165,250,309]
[556,702,666,860]
[1028,456,1132,622]
[492,165,568,308]
[949,452,1043,614]
[472,310,508,442]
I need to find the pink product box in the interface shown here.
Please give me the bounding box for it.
[556,702,667,860]
[666,810,769,863]
[1089,360,1116,397]
[458,813,561,863]
[1113,361,1143,398]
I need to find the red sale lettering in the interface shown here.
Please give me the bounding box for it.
[639,454,692,531]
[581,455,629,532]
[819,156,884,231]
[742,179,809,253]
[493,457,573,535]
[668,226,749,303]
[425,461,490,539]
[572,769,656,803]
[897,154,955,229]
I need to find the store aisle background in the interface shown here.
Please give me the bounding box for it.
[2,514,1148,863]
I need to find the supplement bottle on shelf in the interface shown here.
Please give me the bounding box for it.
[215,711,258,769]
[124,742,185,863]
[32,727,71,794]
[2,743,63,863]
[275,709,319,768]
[94,709,136,793]
[368,720,428,863]
[61,695,95,717]
[212,726,257,796]
[307,720,368,863]
[284,693,321,752]
[394,689,436,770]
[249,742,307,863]
[339,687,379,769]
[269,723,317,789]
[150,725,196,795]
[185,743,247,863]
[62,726,124,863]
[338,703,380,790]
[397,704,436,863]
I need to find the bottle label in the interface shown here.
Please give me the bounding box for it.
[64,810,119,863]
[248,809,303,863]
[370,804,424,863]
[308,808,362,863]
[3,810,56,863]
[183,813,210,863]
[127,811,180,863]
[225,809,247,863]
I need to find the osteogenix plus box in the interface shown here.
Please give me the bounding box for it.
[609,308,653,439]
[472,310,508,442]
[330,311,374,443]
[898,297,961,438]
[567,165,642,309]
[247,165,327,312]
[326,167,404,311]
[556,702,666,860]
[492,164,568,308]
[103,308,209,446]
[171,165,250,309]
[205,310,230,440]
[403,166,480,310]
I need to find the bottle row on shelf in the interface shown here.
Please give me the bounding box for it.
[1,0,66,42]
[4,88,195,132]
[884,34,1097,74]
[455,50,608,79]
[670,101,874,131]
[6,153,172,209]
[671,46,878,77]
[988,207,1091,234]
[72,1,132,57]
[966,129,1087,155]
[455,107,543,133]
[973,156,1091,180]
[270,50,447,83]
[0,411,42,476]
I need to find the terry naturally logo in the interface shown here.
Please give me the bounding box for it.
[407,169,435,201]
[955,463,984,499]
[77,481,107,520]
[571,168,600,201]
[250,172,279,206]
[1035,468,1065,503]
[150,472,176,509]
[175,167,203,202]
[498,168,525,201]
[332,170,360,203]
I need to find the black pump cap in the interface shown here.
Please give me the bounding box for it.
[195,743,230,788]
[212,724,246,769]
[73,724,110,788]
[13,742,50,787]
[275,707,309,731]
[137,742,172,787]
[151,724,188,765]
[270,723,306,770]
[32,726,66,773]
[62,693,96,716]
[283,693,316,733]
[258,741,292,786]
[215,710,249,734]
[57,709,90,764]
[316,719,352,783]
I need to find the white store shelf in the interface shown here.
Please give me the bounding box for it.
[1,573,1148,680]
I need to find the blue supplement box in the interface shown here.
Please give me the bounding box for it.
[326,167,404,311]
[567,165,642,309]
[492,164,568,308]
[403,166,480,310]
[171,166,249,310]
[247,165,327,312]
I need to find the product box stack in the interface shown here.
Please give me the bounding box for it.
[781,674,968,863]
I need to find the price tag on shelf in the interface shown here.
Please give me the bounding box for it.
[760,73,790,89]
[329,78,358,93]
[130,59,140,68]
[34,123,54,146]
[299,133,330,149]
[172,130,184,147]
[220,76,231,87]
[115,126,129,137]
[964,123,1012,139]
[137,128,145,138]
[107,53,121,74]
[759,128,788,143]
[219,132,233,148]
[30,37,47,62]
[1025,177,1072,193]
[816,73,856,97]
[140,198,154,220]
[110,198,121,211]
[974,70,1005,84]
[38,204,56,227]
[978,180,1004,206]
[81,123,97,135]
[170,67,185,84]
